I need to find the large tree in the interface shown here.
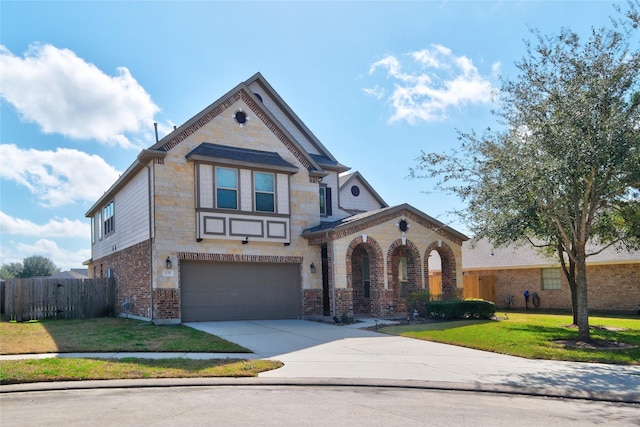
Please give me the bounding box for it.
[413,3,640,341]
[0,256,59,279]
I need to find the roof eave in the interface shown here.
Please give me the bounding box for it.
[85,149,165,217]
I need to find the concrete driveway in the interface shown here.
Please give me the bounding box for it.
[184,319,640,402]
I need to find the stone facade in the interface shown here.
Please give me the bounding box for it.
[85,74,467,323]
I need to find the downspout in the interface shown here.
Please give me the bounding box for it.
[139,158,153,322]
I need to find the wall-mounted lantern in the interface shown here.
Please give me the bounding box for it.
[166,256,172,269]
[310,263,316,274]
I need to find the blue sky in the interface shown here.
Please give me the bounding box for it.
[0,1,625,270]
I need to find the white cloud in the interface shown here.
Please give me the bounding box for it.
[0,144,121,207]
[0,44,160,149]
[365,44,498,124]
[0,239,91,271]
[0,211,88,238]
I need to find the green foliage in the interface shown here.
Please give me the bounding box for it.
[0,256,58,279]
[340,312,355,324]
[411,2,640,341]
[405,291,431,317]
[0,262,22,280]
[20,255,59,278]
[426,299,496,320]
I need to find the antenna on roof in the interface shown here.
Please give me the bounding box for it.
[154,122,159,143]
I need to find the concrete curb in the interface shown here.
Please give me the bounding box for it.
[2,377,638,404]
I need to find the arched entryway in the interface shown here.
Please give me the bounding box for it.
[387,239,422,314]
[424,241,458,299]
[346,236,383,316]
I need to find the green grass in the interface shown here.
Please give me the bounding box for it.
[0,358,283,385]
[0,317,249,354]
[380,312,640,365]
[0,317,282,384]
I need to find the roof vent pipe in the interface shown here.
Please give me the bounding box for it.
[154,122,159,143]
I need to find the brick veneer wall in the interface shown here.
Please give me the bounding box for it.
[89,240,151,319]
[345,236,385,317]
[477,263,639,312]
[335,288,353,316]
[387,239,422,313]
[303,289,324,316]
[153,289,180,322]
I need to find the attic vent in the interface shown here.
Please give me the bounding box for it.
[253,92,263,102]
[234,110,248,126]
[351,185,360,197]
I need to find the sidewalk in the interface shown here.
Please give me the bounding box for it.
[2,319,639,403]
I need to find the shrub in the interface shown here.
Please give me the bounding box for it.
[405,291,431,317]
[426,299,496,320]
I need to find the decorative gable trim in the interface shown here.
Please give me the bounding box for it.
[156,78,327,182]
[161,93,242,152]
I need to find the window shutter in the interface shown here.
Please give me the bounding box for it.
[326,187,332,216]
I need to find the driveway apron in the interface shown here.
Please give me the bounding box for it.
[184,319,640,398]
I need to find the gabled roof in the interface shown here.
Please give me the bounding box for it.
[339,171,388,209]
[462,238,640,270]
[149,72,335,177]
[245,73,347,171]
[303,203,469,244]
[87,73,343,217]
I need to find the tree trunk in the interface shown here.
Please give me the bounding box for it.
[575,250,590,342]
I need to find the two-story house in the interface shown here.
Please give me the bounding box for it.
[85,73,468,324]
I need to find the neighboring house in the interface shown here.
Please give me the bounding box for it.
[31,269,89,280]
[85,73,468,324]
[49,269,90,280]
[461,239,639,312]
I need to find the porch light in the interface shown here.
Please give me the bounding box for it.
[166,256,172,269]
[310,263,316,273]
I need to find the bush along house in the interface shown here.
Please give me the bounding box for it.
[85,73,468,324]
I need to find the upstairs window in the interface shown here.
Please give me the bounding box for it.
[319,186,332,216]
[216,167,238,209]
[103,201,115,236]
[254,171,275,212]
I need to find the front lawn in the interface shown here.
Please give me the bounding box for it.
[0,358,282,385]
[0,317,277,385]
[380,312,639,365]
[0,317,249,354]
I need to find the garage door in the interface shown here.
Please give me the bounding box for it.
[180,261,301,321]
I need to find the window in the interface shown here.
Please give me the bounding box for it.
[103,201,114,236]
[91,217,95,244]
[254,172,275,212]
[319,187,326,215]
[319,186,332,216]
[98,212,102,240]
[363,255,370,298]
[398,256,409,297]
[541,268,562,290]
[216,167,238,209]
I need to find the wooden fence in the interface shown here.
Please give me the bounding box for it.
[3,277,116,322]
[428,274,496,302]
[462,275,496,302]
